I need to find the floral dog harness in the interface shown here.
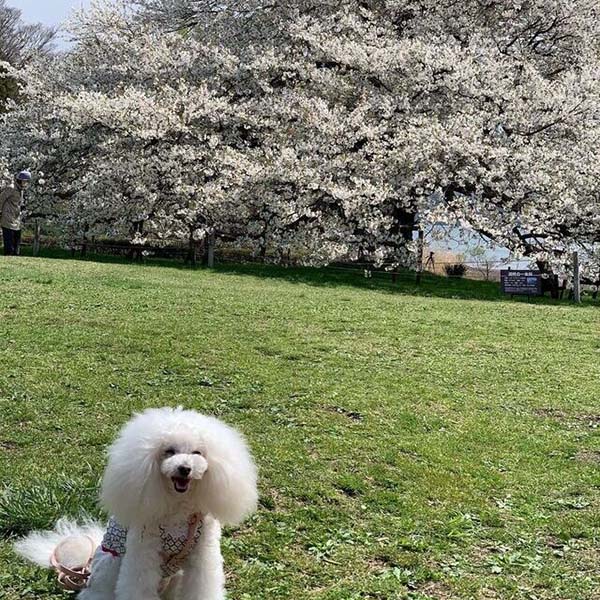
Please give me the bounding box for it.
[101,513,203,578]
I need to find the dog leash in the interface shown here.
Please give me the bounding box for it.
[160,512,203,576]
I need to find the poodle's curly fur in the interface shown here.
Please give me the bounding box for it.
[15,407,258,600]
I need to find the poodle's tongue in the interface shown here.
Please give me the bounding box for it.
[172,477,190,493]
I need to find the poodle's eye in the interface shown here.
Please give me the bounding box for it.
[192,450,202,456]
[164,447,176,457]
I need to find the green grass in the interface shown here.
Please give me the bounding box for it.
[0,256,598,599]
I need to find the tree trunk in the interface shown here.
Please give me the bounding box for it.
[536,260,560,299]
[415,228,424,284]
[81,223,89,258]
[572,251,581,303]
[391,206,417,241]
[207,230,215,268]
[129,220,144,262]
[187,230,198,267]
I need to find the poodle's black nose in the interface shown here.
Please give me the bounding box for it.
[178,466,191,477]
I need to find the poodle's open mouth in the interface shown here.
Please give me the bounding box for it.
[172,476,191,493]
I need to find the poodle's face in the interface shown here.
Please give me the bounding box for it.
[101,408,258,527]
[159,440,208,496]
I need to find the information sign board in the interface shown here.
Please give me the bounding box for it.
[500,270,543,296]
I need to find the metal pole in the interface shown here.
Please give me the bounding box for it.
[573,251,581,303]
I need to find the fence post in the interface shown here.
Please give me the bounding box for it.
[187,231,197,267]
[207,230,215,268]
[33,220,40,256]
[415,228,424,284]
[573,251,581,303]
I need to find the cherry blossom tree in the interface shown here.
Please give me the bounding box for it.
[0,2,256,257]
[0,0,55,110]
[140,0,600,270]
[1,0,599,276]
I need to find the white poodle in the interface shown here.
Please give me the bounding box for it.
[15,407,258,600]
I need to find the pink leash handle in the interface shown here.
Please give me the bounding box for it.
[50,535,95,592]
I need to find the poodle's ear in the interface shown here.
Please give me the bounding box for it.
[100,410,170,527]
[197,417,258,525]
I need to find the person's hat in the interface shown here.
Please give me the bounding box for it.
[15,170,32,181]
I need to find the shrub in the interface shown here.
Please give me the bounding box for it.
[444,263,467,278]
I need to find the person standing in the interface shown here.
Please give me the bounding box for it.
[0,171,31,256]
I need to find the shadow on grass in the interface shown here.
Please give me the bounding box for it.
[216,263,600,308]
[17,246,598,306]
[215,261,508,301]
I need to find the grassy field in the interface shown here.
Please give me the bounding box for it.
[0,256,598,600]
